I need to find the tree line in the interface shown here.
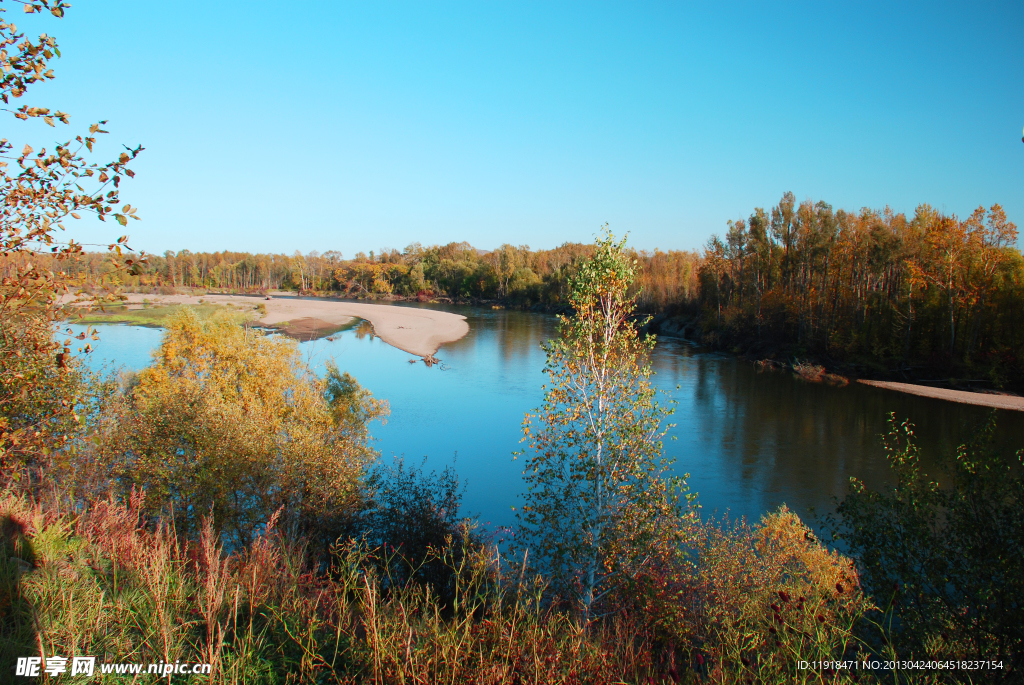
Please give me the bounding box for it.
[5,240,701,312]
[698,193,1023,387]
[18,191,1021,385]
[6,196,1021,387]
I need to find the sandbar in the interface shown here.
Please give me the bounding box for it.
[108,293,469,358]
[857,380,1024,412]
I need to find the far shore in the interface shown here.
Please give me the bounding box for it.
[65,292,469,358]
[857,379,1024,412]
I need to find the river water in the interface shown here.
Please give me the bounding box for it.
[64,305,1024,532]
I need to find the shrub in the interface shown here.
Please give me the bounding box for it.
[828,413,1024,671]
[0,316,86,487]
[94,308,388,552]
[359,458,482,602]
[681,507,872,681]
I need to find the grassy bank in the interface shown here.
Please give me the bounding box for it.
[1,489,890,684]
[65,302,260,328]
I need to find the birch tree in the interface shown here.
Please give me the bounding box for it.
[515,228,693,622]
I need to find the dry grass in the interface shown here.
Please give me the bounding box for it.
[1,491,936,684]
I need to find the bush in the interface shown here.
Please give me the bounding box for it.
[679,507,872,681]
[92,309,388,552]
[0,316,86,487]
[828,413,1024,671]
[359,458,483,605]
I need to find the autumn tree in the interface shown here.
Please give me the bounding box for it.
[515,229,693,622]
[697,192,1024,388]
[0,0,143,481]
[98,309,388,551]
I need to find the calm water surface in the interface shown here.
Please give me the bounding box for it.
[66,305,1024,531]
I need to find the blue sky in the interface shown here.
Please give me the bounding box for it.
[16,1,1024,255]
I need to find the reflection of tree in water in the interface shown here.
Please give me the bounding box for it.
[493,311,558,365]
[655,343,1024,523]
[440,309,558,368]
[354,320,375,341]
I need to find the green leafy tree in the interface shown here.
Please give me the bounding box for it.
[515,228,693,622]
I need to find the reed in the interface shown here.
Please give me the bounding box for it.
[0,488,926,684]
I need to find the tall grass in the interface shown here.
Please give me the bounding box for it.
[2,490,964,684]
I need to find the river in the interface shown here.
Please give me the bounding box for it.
[64,305,1024,533]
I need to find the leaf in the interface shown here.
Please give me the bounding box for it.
[116,214,127,226]
[22,144,33,156]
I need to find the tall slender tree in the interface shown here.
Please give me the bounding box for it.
[515,228,692,622]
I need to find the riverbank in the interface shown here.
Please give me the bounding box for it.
[649,313,1024,408]
[857,380,1024,412]
[66,293,470,358]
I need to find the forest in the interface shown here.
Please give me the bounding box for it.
[697,195,1023,389]
[12,192,1021,388]
[10,239,701,313]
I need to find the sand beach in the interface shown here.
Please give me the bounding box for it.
[104,293,470,358]
[857,379,1024,412]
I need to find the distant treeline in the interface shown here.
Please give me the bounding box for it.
[698,194,1023,386]
[10,193,1021,385]
[16,240,702,313]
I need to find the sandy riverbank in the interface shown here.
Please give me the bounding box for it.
[857,380,1024,412]
[97,293,469,358]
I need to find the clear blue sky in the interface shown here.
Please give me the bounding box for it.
[17,1,1024,255]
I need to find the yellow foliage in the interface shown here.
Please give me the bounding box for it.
[682,506,872,678]
[118,308,387,546]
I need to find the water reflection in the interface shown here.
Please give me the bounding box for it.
[67,311,1024,533]
[657,337,1024,526]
